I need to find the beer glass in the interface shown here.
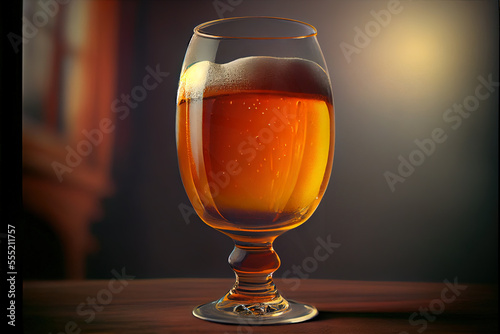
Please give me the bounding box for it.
[176,17,335,324]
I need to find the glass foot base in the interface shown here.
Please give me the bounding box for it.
[192,300,318,325]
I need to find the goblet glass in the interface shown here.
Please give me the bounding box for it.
[176,16,335,325]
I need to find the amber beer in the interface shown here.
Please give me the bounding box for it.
[177,56,334,233]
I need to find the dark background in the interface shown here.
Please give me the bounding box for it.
[22,0,498,283]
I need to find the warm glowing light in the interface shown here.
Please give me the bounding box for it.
[392,32,440,71]
[374,19,455,97]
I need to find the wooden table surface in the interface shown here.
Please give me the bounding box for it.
[24,278,497,333]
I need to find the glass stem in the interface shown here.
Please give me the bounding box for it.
[216,239,289,315]
[229,241,280,300]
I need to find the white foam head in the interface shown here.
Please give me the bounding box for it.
[178,56,331,101]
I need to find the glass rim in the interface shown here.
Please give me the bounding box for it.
[194,16,318,40]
